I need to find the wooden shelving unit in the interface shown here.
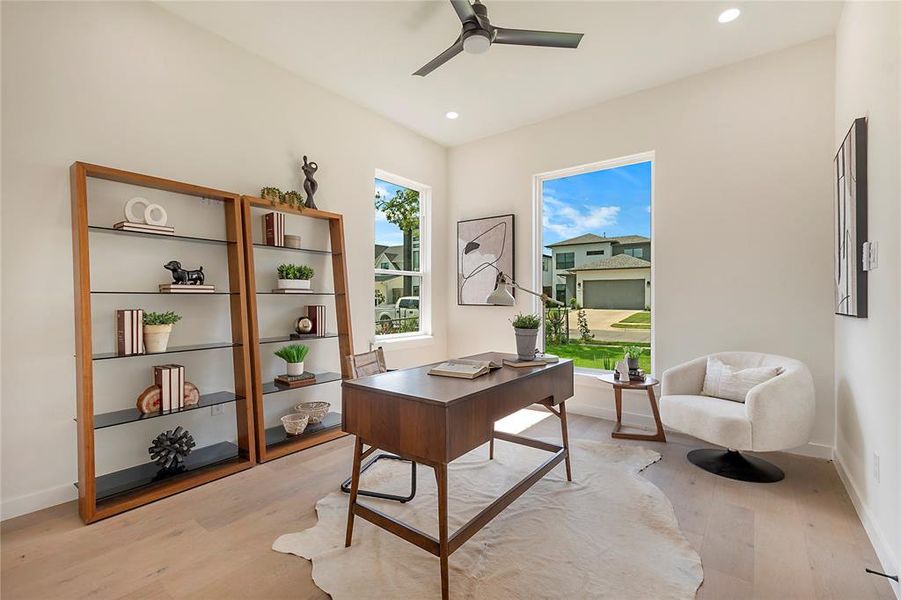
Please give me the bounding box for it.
[240,195,354,462]
[70,162,256,523]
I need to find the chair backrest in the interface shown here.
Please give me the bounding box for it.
[346,347,387,379]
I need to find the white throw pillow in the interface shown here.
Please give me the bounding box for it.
[701,357,782,403]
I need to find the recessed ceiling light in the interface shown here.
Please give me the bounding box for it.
[445,111,459,120]
[718,8,741,23]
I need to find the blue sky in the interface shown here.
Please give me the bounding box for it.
[374,178,408,247]
[542,161,651,247]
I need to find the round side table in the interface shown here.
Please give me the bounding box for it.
[597,373,666,442]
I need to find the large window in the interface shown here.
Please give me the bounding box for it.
[374,171,430,339]
[537,155,653,372]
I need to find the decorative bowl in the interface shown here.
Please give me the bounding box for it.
[292,401,330,424]
[280,413,310,436]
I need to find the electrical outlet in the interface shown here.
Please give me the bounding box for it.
[211,404,224,416]
[873,451,880,483]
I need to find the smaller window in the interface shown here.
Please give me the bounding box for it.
[586,250,605,256]
[556,252,575,269]
[624,248,644,258]
[555,284,566,303]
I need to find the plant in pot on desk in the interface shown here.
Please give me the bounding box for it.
[274,343,310,376]
[143,311,181,353]
[277,263,314,290]
[511,313,541,361]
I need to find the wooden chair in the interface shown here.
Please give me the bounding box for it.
[340,348,417,503]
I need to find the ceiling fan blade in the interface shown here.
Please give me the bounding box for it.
[493,27,584,49]
[413,38,464,76]
[450,0,477,24]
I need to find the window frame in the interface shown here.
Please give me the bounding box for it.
[556,252,575,270]
[374,169,431,342]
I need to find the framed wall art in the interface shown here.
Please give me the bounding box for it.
[834,117,867,318]
[457,214,514,305]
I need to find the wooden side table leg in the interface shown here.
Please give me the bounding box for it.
[647,387,667,442]
[489,428,494,460]
[344,436,363,547]
[614,386,623,434]
[559,401,573,482]
[435,464,450,600]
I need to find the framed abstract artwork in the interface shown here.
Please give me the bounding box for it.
[834,117,868,318]
[457,214,514,305]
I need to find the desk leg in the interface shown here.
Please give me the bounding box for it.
[559,401,573,482]
[435,464,450,600]
[344,436,363,547]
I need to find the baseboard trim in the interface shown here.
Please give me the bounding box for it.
[1,483,76,522]
[832,447,901,599]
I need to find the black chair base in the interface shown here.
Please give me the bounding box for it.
[340,453,417,503]
[687,448,785,483]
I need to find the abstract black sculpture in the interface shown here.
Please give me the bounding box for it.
[302,155,319,210]
[164,260,205,285]
[148,426,196,471]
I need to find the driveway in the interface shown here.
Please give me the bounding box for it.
[570,309,650,343]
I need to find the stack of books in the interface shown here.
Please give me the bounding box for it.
[274,372,316,388]
[269,288,315,294]
[154,364,185,411]
[113,221,174,236]
[308,304,327,337]
[159,284,215,294]
[116,309,144,356]
[502,354,560,368]
[264,212,285,246]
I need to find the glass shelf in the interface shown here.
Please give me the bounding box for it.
[93,341,240,361]
[91,291,238,295]
[85,441,241,502]
[265,412,341,449]
[91,391,242,429]
[259,333,337,345]
[261,372,342,395]
[253,242,332,256]
[89,225,233,246]
[255,291,336,296]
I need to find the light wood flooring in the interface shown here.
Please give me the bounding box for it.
[1,414,895,599]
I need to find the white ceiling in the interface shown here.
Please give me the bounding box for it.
[160,1,842,146]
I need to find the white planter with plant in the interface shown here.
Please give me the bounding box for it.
[511,313,541,361]
[275,343,310,376]
[143,311,181,353]
[277,264,314,290]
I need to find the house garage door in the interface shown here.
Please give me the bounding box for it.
[583,280,644,310]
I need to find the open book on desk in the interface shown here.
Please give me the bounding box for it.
[428,359,502,380]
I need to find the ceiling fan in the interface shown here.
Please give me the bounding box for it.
[413,0,584,76]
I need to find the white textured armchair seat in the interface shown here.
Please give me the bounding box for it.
[659,352,815,482]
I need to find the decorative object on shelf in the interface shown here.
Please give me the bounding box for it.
[264,211,286,246]
[134,381,200,414]
[143,311,181,353]
[148,426,196,471]
[261,187,283,204]
[154,364,185,411]
[284,234,302,249]
[834,117,868,318]
[295,316,314,335]
[307,304,327,337]
[275,372,316,388]
[274,343,310,376]
[281,413,310,436]
[183,381,200,406]
[284,190,304,208]
[116,197,175,235]
[261,187,305,210]
[276,264,314,290]
[301,156,319,209]
[159,283,215,293]
[116,309,144,356]
[458,214,514,305]
[511,313,540,361]
[163,260,205,286]
[293,401,330,424]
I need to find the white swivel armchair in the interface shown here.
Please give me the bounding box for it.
[659,352,815,482]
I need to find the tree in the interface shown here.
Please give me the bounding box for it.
[375,188,420,295]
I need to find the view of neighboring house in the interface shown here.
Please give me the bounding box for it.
[546,233,650,309]
[542,253,553,298]
[374,240,420,306]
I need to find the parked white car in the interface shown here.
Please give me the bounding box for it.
[375,296,419,325]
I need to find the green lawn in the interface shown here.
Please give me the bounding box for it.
[546,341,651,372]
[610,311,651,330]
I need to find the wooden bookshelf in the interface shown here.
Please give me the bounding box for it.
[70,162,256,523]
[240,196,354,462]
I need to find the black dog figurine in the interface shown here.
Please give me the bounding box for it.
[163,261,204,285]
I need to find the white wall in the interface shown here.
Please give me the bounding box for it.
[448,38,837,456]
[0,1,448,519]
[832,2,901,592]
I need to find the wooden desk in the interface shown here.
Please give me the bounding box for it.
[342,352,574,599]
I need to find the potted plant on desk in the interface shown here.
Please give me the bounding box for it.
[277,264,314,290]
[511,313,541,361]
[143,311,181,353]
[274,343,310,376]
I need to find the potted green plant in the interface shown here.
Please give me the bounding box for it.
[276,264,314,290]
[511,313,541,361]
[143,311,182,353]
[274,343,310,376]
[624,345,644,370]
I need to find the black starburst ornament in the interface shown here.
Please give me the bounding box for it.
[148,426,196,471]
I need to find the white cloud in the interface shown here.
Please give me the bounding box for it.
[543,195,620,240]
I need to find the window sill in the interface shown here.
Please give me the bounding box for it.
[374,333,434,349]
